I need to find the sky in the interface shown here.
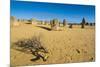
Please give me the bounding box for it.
[11,0,95,23]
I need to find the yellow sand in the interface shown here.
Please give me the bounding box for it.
[11,23,95,66]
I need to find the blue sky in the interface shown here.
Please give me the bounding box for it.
[11,0,95,23]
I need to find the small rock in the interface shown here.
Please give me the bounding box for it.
[76,49,80,54]
[89,57,94,61]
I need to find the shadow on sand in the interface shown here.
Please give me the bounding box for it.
[37,26,51,31]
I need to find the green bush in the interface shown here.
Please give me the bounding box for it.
[81,18,86,28]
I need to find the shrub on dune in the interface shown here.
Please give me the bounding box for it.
[81,17,86,28]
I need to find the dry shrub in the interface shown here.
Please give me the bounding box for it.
[12,35,49,61]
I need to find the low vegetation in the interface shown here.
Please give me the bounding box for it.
[12,35,49,61]
[81,18,86,28]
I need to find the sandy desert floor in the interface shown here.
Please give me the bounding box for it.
[10,23,95,66]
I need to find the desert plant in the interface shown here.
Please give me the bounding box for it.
[93,22,95,26]
[90,22,95,26]
[50,19,59,30]
[63,19,67,27]
[13,36,49,61]
[90,23,93,26]
[81,17,86,28]
[17,19,20,22]
[85,22,89,25]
